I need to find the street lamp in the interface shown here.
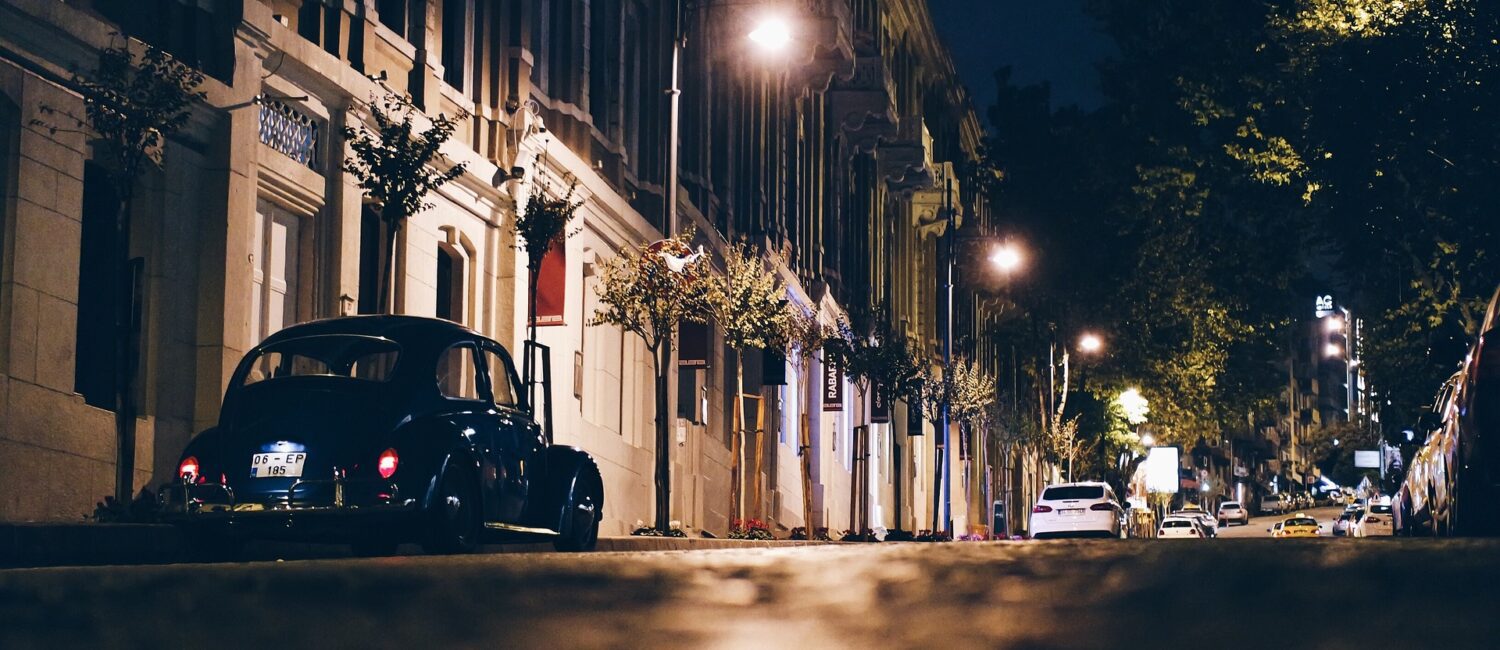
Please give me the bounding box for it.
[747,15,793,52]
[1323,342,1342,358]
[1078,333,1104,354]
[990,243,1024,274]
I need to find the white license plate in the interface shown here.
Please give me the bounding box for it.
[1060,508,1085,515]
[250,452,306,478]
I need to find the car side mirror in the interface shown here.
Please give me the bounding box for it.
[1265,528,1272,533]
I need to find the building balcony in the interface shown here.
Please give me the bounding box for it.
[878,123,937,198]
[910,161,959,237]
[786,0,857,94]
[827,56,898,153]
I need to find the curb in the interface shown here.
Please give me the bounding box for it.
[0,523,832,568]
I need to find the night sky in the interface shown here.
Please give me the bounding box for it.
[925,0,1116,116]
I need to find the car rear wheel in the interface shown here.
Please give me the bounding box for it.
[554,470,602,552]
[423,462,482,555]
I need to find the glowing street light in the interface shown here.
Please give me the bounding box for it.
[1117,387,1150,425]
[1324,316,1344,333]
[1324,342,1343,358]
[1078,333,1104,354]
[990,243,1024,274]
[1140,433,1156,447]
[748,15,794,52]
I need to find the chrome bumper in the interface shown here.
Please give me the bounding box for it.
[160,476,416,521]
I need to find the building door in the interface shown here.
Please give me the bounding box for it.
[251,199,300,344]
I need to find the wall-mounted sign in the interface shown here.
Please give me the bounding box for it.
[1354,450,1380,469]
[822,355,843,412]
[871,385,891,423]
[1315,294,1335,318]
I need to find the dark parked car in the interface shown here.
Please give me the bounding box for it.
[162,315,603,555]
[1401,283,1500,536]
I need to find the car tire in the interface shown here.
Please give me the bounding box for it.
[422,462,482,555]
[554,469,602,552]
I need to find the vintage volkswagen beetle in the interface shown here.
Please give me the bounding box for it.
[162,315,603,554]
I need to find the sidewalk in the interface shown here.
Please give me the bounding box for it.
[0,522,831,568]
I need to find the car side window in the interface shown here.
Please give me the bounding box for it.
[483,346,521,407]
[437,343,482,400]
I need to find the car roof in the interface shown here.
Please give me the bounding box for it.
[257,315,486,349]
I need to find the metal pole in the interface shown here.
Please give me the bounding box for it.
[665,0,683,235]
[940,173,955,534]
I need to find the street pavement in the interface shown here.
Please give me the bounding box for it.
[2,531,1494,649]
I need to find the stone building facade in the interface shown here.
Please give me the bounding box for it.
[0,0,988,537]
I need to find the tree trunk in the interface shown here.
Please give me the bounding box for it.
[378,216,401,314]
[729,372,742,526]
[111,191,136,506]
[653,341,673,531]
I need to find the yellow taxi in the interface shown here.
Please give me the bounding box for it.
[1270,514,1321,538]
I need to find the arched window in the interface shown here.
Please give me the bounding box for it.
[436,241,465,324]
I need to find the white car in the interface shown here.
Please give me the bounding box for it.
[1158,516,1206,539]
[1217,501,1250,526]
[1352,504,1395,537]
[1169,510,1218,537]
[1259,495,1285,515]
[1028,482,1123,539]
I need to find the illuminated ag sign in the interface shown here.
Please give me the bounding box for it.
[1315,294,1335,318]
[1145,446,1180,494]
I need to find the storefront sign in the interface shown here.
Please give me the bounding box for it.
[822,356,843,412]
[871,384,891,423]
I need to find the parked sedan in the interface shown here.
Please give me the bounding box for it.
[1352,504,1395,537]
[1029,482,1123,539]
[1169,509,1219,537]
[1217,501,1250,526]
[1158,516,1207,539]
[1332,512,1354,537]
[161,316,605,555]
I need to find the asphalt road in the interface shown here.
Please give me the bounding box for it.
[2,533,1494,649]
[1216,505,1345,538]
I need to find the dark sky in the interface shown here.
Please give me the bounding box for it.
[925,0,1116,117]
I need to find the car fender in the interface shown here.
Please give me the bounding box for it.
[528,445,602,532]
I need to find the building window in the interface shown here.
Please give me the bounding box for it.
[436,242,466,324]
[251,199,302,344]
[441,0,471,89]
[75,162,120,410]
[357,206,386,314]
[377,0,408,38]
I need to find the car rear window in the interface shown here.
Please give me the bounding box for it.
[1369,505,1392,514]
[1285,518,1317,527]
[243,335,400,386]
[1042,486,1105,501]
[1162,520,1193,528]
[1220,502,1241,509]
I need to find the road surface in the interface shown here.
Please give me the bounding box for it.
[2,529,1493,649]
[1216,505,1345,538]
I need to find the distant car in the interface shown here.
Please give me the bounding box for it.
[161,316,605,555]
[1170,509,1218,537]
[1271,515,1321,538]
[1217,501,1250,526]
[1158,516,1206,539]
[1352,504,1395,537]
[1333,512,1354,537]
[1260,495,1284,516]
[1029,482,1122,539]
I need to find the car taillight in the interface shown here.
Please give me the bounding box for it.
[1090,503,1114,511]
[378,448,399,479]
[178,456,199,482]
[1365,517,1380,523]
[1032,505,1053,513]
[1158,529,1166,536]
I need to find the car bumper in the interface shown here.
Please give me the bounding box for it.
[1030,513,1119,538]
[160,478,418,533]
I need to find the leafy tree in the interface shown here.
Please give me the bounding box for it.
[341,90,467,313]
[702,242,788,521]
[512,177,580,404]
[36,41,203,504]
[590,231,711,530]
